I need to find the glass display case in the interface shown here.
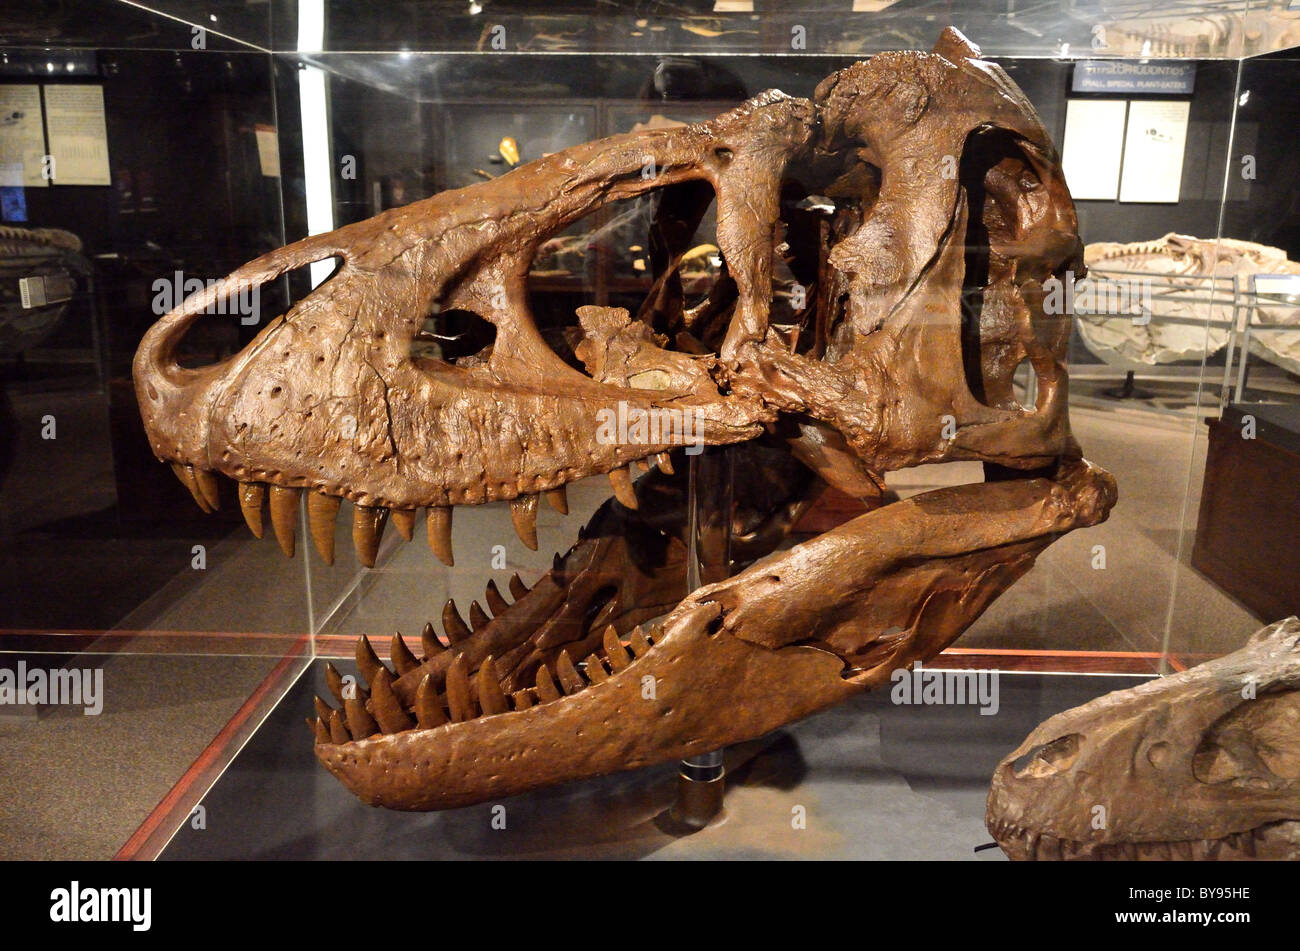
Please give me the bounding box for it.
[1,0,1298,862]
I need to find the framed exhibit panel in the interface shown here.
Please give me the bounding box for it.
[0,0,1298,863]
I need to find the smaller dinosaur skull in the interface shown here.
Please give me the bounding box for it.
[987,617,1300,860]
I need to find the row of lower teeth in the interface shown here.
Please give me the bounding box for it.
[168,452,674,568]
[991,819,1265,860]
[309,622,657,745]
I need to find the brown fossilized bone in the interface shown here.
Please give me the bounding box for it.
[987,618,1300,861]
[134,29,1116,811]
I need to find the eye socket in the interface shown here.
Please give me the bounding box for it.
[1193,690,1300,784]
[1012,733,1082,779]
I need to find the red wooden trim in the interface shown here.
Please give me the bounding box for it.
[113,636,310,861]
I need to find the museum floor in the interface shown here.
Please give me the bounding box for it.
[0,386,1265,859]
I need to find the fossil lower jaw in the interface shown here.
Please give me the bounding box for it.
[990,818,1300,861]
[310,456,1116,811]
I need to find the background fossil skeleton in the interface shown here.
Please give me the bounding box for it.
[987,617,1300,861]
[133,29,1116,811]
[1076,233,1300,370]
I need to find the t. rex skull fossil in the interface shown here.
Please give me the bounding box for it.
[133,29,1116,811]
[987,617,1300,860]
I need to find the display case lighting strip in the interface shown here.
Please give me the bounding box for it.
[299,0,335,289]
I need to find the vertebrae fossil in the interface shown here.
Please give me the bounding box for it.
[134,29,1116,811]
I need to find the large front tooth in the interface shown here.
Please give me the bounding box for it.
[307,492,341,564]
[510,494,539,550]
[355,634,387,686]
[324,662,346,704]
[370,667,414,734]
[426,506,454,566]
[583,653,609,684]
[654,452,674,475]
[352,504,388,568]
[535,665,561,703]
[477,656,509,715]
[328,709,350,744]
[608,466,638,509]
[415,674,449,727]
[193,468,222,510]
[310,717,330,745]
[603,625,631,672]
[544,486,569,515]
[444,654,476,722]
[442,600,472,644]
[421,621,445,659]
[238,482,265,537]
[628,625,653,658]
[344,695,377,740]
[508,573,529,600]
[390,632,420,675]
[314,696,334,722]
[556,650,585,695]
[268,485,301,557]
[171,463,212,513]
[469,600,491,631]
[485,579,510,616]
[390,508,416,542]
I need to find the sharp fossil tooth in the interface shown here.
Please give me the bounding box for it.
[352,504,388,568]
[328,709,350,744]
[508,573,529,600]
[421,621,445,659]
[325,662,346,704]
[477,656,509,715]
[193,468,222,510]
[544,486,568,515]
[583,653,609,684]
[603,624,631,672]
[370,667,414,734]
[268,485,301,557]
[306,492,341,565]
[314,695,334,722]
[390,632,420,675]
[510,494,539,550]
[445,654,476,722]
[635,457,651,472]
[654,452,674,475]
[310,717,331,745]
[344,695,377,740]
[390,508,416,542]
[442,600,472,644]
[238,482,265,537]
[426,506,454,566]
[608,465,638,509]
[485,579,510,616]
[534,664,561,703]
[415,674,449,728]
[556,650,585,695]
[355,634,387,686]
[171,463,212,513]
[511,690,535,710]
[628,625,653,658]
[469,600,491,632]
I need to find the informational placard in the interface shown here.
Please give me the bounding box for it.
[1119,100,1190,203]
[0,85,49,187]
[44,84,111,186]
[254,124,281,178]
[1060,99,1127,201]
[1072,61,1196,94]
